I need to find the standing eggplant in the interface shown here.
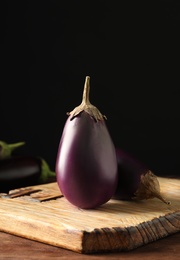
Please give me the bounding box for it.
[0,140,25,160]
[0,156,56,193]
[55,76,118,209]
[113,148,170,205]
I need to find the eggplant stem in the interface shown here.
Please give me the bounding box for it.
[133,171,171,205]
[81,76,91,105]
[67,76,106,122]
[8,142,26,151]
[38,158,56,183]
[0,141,26,159]
[153,192,171,205]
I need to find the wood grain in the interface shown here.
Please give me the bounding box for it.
[0,177,180,254]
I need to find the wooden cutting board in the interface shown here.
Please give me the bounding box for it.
[0,177,180,254]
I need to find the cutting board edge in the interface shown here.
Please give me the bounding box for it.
[81,210,180,254]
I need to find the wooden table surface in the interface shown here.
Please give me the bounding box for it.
[0,231,179,259]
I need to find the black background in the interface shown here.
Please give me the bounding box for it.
[1,0,180,176]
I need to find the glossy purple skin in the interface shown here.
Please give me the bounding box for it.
[113,148,149,200]
[55,111,118,209]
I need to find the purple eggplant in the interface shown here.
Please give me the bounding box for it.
[0,156,56,193]
[113,148,170,205]
[55,76,118,209]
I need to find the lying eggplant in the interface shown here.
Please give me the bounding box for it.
[113,148,170,205]
[55,76,118,209]
[0,140,25,160]
[0,156,56,193]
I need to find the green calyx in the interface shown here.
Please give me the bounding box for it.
[0,140,26,160]
[38,158,56,183]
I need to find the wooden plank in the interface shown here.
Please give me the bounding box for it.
[0,177,180,254]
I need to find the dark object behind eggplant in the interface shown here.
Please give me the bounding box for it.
[0,156,56,193]
[113,148,170,205]
[113,148,148,200]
